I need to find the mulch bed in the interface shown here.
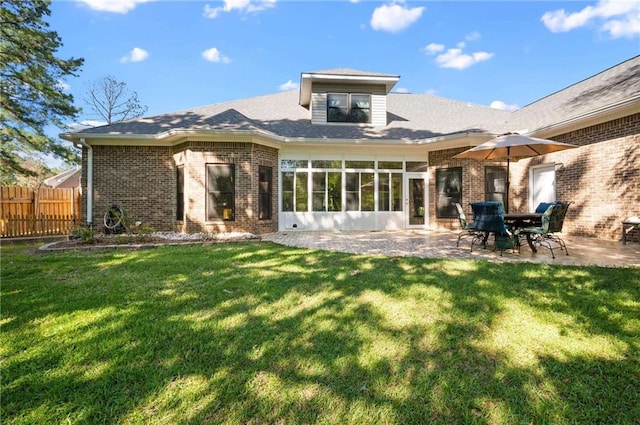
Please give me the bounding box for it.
[40,233,260,251]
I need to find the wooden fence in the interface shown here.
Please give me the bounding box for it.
[0,186,82,238]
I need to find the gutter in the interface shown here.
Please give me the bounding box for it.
[73,138,93,226]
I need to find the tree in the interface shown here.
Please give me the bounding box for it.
[0,0,84,181]
[84,76,148,124]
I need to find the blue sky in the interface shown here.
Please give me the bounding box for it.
[49,0,638,127]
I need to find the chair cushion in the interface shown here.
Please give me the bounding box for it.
[534,202,554,214]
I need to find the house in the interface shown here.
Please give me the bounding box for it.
[61,56,640,241]
[43,166,81,189]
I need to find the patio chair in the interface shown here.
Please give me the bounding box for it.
[519,202,572,258]
[469,201,518,256]
[454,202,480,247]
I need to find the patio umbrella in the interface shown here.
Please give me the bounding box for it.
[452,133,577,212]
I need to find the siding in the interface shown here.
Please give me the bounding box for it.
[310,83,387,126]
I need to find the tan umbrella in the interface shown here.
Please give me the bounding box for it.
[453,133,577,212]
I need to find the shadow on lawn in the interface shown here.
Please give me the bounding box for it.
[2,243,639,424]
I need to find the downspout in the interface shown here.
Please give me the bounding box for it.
[73,138,93,226]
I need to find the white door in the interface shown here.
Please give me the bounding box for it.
[405,173,428,228]
[530,164,556,211]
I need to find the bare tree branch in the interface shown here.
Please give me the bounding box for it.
[84,76,148,124]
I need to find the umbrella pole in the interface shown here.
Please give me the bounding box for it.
[505,147,510,213]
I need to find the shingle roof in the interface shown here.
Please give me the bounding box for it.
[511,55,640,132]
[73,90,511,140]
[65,56,639,143]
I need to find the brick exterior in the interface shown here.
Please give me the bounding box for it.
[82,114,638,241]
[82,142,279,235]
[82,145,175,231]
[428,113,640,241]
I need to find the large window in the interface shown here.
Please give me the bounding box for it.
[378,172,403,211]
[207,164,235,221]
[281,159,404,213]
[327,93,371,123]
[282,171,308,212]
[436,167,462,218]
[485,166,507,205]
[176,165,184,221]
[259,166,272,220]
[345,172,375,211]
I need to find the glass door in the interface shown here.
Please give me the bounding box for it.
[405,173,428,228]
[530,164,556,211]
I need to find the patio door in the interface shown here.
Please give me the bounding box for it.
[405,173,428,228]
[530,164,556,211]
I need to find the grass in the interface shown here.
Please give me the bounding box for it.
[1,241,639,424]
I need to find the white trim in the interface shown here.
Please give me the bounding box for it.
[405,173,429,229]
[73,138,92,225]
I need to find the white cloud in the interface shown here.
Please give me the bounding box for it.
[120,47,149,63]
[393,87,409,93]
[370,2,425,33]
[426,32,493,70]
[424,43,444,54]
[203,0,276,19]
[279,80,298,91]
[601,13,640,38]
[490,100,520,112]
[56,80,71,91]
[78,0,151,14]
[465,31,481,41]
[202,47,231,63]
[435,48,493,70]
[542,0,639,38]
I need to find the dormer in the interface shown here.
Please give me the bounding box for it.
[299,68,400,126]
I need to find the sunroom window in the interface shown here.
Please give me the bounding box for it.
[327,93,371,123]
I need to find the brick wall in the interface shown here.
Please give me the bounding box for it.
[516,113,640,240]
[82,142,279,235]
[175,141,277,235]
[428,147,486,230]
[428,113,640,241]
[82,145,175,231]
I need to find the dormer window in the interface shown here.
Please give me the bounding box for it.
[327,93,371,123]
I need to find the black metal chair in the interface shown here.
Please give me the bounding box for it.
[454,202,480,247]
[470,201,518,256]
[519,202,572,258]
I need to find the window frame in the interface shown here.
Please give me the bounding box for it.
[176,165,184,221]
[436,167,462,219]
[258,166,272,220]
[484,166,507,205]
[206,163,235,221]
[327,93,371,124]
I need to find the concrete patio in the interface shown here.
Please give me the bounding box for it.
[262,230,640,268]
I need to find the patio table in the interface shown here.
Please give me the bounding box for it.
[504,212,543,252]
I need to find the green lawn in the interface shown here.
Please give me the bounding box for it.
[1,242,639,424]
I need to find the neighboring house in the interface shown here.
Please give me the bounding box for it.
[61,56,640,241]
[43,166,81,189]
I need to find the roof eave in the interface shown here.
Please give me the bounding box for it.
[299,72,400,107]
[60,128,493,150]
